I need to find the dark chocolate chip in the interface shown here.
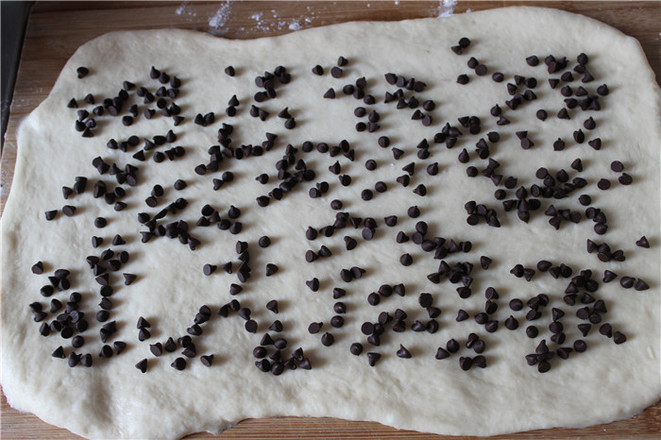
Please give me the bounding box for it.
[618,173,633,185]
[597,179,611,190]
[456,74,469,85]
[76,67,89,78]
[526,326,539,338]
[203,264,217,276]
[171,357,186,371]
[331,66,343,78]
[321,332,335,346]
[613,331,627,344]
[94,217,107,228]
[367,352,381,367]
[491,72,504,82]
[635,279,649,291]
[396,345,412,359]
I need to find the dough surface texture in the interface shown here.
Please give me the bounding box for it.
[2,7,660,439]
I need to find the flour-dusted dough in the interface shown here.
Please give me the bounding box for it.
[2,7,660,439]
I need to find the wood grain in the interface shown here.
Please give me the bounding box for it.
[2,388,660,439]
[1,1,660,439]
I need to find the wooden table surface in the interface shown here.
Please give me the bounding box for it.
[1,1,659,439]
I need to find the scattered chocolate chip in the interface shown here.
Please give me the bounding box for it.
[135,359,148,373]
[348,342,364,356]
[331,66,343,78]
[635,279,650,291]
[456,74,469,85]
[171,357,186,371]
[31,261,45,275]
[597,179,611,190]
[76,67,89,78]
[203,264,217,276]
[635,236,650,248]
[526,326,539,338]
[94,217,107,228]
[618,173,633,185]
[613,331,627,344]
[321,332,335,346]
[200,354,214,367]
[367,352,381,367]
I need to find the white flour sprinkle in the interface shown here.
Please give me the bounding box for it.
[175,2,187,15]
[208,1,233,34]
[288,20,302,31]
[437,0,456,17]
[175,1,197,18]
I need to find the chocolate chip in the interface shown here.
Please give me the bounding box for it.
[394,345,412,359]
[636,236,650,248]
[94,217,107,228]
[458,357,473,371]
[203,264,217,276]
[613,331,627,344]
[635,279,649,291]
[31,261,45,275]
[149,342,164,357]
[199,354,214,367]
[243,319,257,333]
[597,179,611,190]
[136,317,151,329]
[526,326,539,338]
[413,184,427,196]
[400,253,413,266]
[321,332,335,346]
[570,340,587,353]
[367,352,381,367]
[584,117,596,130]
[504,315,519,330]
[311,64,325,76]
[526,55,539,66]
[323,88,336,99]
[618,173,633,185]
[134,358,148,373]
[458,37,471,48]
[112,341,126,355]
[170,357,186,371]
[265,264,278,276]
[456,74,469,85]
[308,322,323,334]
[475,64,488,76]
[76,67,89,78]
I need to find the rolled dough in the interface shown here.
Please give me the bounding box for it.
[2,6,660,439]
